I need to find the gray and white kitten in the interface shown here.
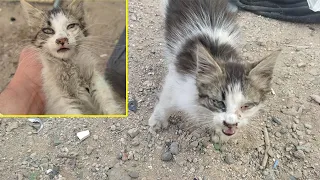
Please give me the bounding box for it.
[20,0,124,115]
[149,0,281,141]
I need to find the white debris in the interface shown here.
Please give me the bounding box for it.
[28,118,44,133]
[77,130,90,141]
[100,54,108,58]
[46,169,53,174]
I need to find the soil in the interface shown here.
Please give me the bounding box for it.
[1,0,320,180]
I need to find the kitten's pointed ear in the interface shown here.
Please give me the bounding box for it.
[68,0,84,18]
[195,44,222,83]
[248,49,281,91]
[20,0,45,27]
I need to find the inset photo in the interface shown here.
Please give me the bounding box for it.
[0,0,127,116]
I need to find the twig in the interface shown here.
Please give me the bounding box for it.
[261,127,270,169]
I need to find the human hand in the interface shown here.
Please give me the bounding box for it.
[0,47,45,115]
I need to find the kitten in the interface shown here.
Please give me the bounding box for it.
[149,0,281,141]
[20,0,124,115]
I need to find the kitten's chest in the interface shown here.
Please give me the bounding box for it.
[45,60,92,97]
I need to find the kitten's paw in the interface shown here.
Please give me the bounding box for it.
[148,114,169,134]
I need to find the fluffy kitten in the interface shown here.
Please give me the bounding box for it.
[20,0,124,115]
[149,0,281,141]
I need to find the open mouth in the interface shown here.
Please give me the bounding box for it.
[57,48,70,53]
[222,128,236,136]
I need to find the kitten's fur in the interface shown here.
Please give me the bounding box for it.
[21,0,124,115]
[149,0,281,140]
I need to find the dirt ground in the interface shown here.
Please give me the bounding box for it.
[1,0,320,180]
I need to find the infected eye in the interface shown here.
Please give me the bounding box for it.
[241,102,257,111]
[67,23,79,30]
[42,28,55,34]
[209,99,226,112]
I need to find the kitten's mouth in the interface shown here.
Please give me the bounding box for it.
[57,48,70,53]
[222,128,236,136]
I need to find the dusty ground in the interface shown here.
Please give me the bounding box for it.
[1,0,320,180]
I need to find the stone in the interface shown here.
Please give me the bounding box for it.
[161,152,173,161]
[293,150,305,159]
[169,142,179,155]
[86,146,94,155]
[127,128,140,138]
[6,122,18,132]
[275,132,281,138]
[271,117,282,125]
[128,171,139,178]
[224,154,234,164]
[190,141,199,148]
[110,125,116,131]
[107,168,131,180]
[304,124,312,129]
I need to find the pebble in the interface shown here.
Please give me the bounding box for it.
[190,167,196,173]
[292,124,297,132]
[275,132,281,138]
[296,143,311,153]
[110,125,116,131]
[131,139,140,146]
[190,141,199,148]
[86,146,94,155]
[293,150,305,159]
[93,135,98,140]
[161,152,173,161]
[224,154,234,164]
[271,117,282,125]
[297,63,306,68]
[128,171,139,178]
[6,122,19,132]
[128,128,140,138]
[293,119,299,124]
[304,124,312,129]
[169,142,179,155]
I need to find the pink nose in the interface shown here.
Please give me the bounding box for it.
[56,38,68,46]
[223,121,238,128]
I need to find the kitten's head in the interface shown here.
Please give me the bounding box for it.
[20,0,87,59]
[194,44,280,137]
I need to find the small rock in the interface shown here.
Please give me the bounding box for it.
[275,132,281,138]
[17,174,23,180]
[161,152,173,161]
[86,146,94,155]
[293,119,299,124]
[296,143,311,153]
[169,142,179,155]
[286,146,293,152]
[107,168,131,180]
[293,150,305,159]
[110,125,116,131]
[93,135,98,140]
[292,124,297,132]
[297,63,306,68]
[271,117,282,125]
[131,139,140,146]
[128,128,140,138]
[310,94,320,104]
[293,171,303,179]
[128,171,139,178]
[6,121,18,132]
[224,154,234,164]
[304,123,312,129]
[10,17,16,22]
[190,167,196,173]
[129,99,138,112]
[190,141,199,148]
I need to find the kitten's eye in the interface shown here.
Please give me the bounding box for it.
[42,28,55,34]
[241,103,257,111]
[209,99,226,112]
[67,23,79,30]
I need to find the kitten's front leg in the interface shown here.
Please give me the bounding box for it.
[148,77,175,133]
[91,72,123,115]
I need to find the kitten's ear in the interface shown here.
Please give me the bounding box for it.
[68,0,84,18]
[195,44,222,83]
[20,0,45,27]
[248,49,281,91]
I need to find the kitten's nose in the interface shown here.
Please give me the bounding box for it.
[223,121,238,128]
[56,38,68,46]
